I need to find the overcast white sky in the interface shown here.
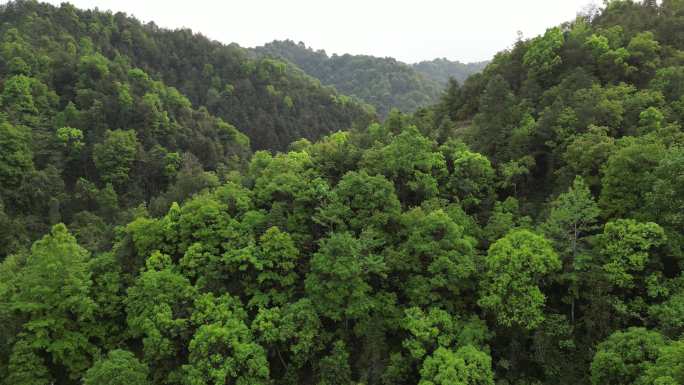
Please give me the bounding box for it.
[36,0,600,63]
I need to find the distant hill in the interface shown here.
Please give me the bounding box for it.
[254,40,485,117]
[412,58,489,85]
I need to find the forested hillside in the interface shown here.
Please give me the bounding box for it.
[413,58,489,86]
[255,40,484,117]
[0,1,375,151]
[0,0,376,258]
[2,1,684,385]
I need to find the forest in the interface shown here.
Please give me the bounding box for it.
[1,0,684,385]
[254,40,486,117]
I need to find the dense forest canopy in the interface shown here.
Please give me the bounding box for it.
[254,40,486,117]
[2,1,684,385]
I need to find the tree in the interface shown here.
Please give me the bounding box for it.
[248,226,300,308]
[439,140,495,212]
[599,219,666,290]
[149,153,220,216]
[401,307,489,361]
[125,265,196,384]
[250,150,327,246]
[9,224,95,379]
[543,176,600,258]
[1,75,39,125]
[93,129,139,186]
[305,232,375,321]
[479,229,561,329]
[626,31,661,84]
[315,170,400,234]
[650,66,684,102]
[84,349,150,385]
[0,27,37,75]
[418,346,494,385]
[591,327,665,385]
[646,147,684,253]
[4,338,52,385]
[639,339,684,385]
[469,75,520,162]
[562,125,615,188]
[483,197,531,244]
[318,341,352,385]
[306,131,362,182]
[599,138,666,219]
[523,27,565,85]
[0,200,28,256]
[361,126,447,206]
[184,294,269,385]
[638,106,664,133]
[392,208,477,309]
[496,156,535,197]
[542,176,600,322]
[56,126,84,157]
[252,299,323,380]
[439,78,463,122]
[0,120,33,193]
[649,275,684,337]
[184,323,269,385]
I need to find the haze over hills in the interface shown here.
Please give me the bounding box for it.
[254,40,487,116]
[3,1,684,385]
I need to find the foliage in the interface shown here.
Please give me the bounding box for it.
[83,349,150,385]
[479,229,561,329]
[255,40,485,117]
[1,2,684,385]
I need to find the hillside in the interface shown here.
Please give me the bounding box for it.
[0,0,377,254]
[255,40,484,117]
[0,1,375,151]
[413,57,489,85]
[3,1,684,385]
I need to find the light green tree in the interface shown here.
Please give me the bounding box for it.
[523,27,565,84]
[315,170,400,234]
[638,339,684,385]
[479,229,561,329]
[418,346,494,385]
[10,224,96,378]
[84,349,150,385]
[361,126,446,206]
[591,327,665,385]
[252,299,323,378]
[184,294,269,385]
[600,219,666,290]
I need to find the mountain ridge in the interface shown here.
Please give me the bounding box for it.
[253,39,487,116]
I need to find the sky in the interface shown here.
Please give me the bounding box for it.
[36,0,600,64]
